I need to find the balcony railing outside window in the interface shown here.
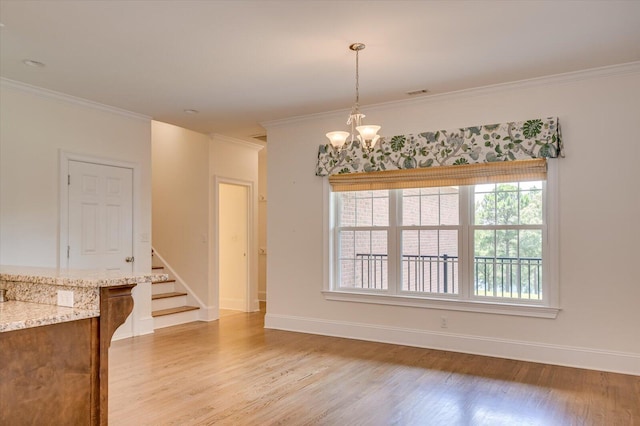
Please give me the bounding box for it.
[351,254,542,300]
[474,256,542,299]
[401,254,458,294]
[351,253,388,290]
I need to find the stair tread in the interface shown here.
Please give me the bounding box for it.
[152,306,199,317]
[152,291,187,300]
[152,279,176,284]
[152,266,164,270]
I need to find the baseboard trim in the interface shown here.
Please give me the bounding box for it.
[251,298,261,312]
[220,298,246,311]
[112,328,132,341]
[264,313,640,376]
[199,305,219,322]
[133,316,155,337]
[112,316,154,341]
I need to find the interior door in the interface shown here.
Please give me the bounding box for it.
[68,160,134,272]
[219,183,249,311]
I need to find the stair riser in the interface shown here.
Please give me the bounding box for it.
[154,310,200,329]
[152,295,188,311]
[152,282,175,295]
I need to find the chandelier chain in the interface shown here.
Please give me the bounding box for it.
[355,48,360,108]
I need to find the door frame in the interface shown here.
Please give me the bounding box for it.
[212,176,256,312]
[58,151,139,270]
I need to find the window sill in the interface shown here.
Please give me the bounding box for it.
[322,290,560,319]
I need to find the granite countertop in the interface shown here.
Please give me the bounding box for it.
[0,265,167,332]
[0,265,165,288]
[0,300,99,333]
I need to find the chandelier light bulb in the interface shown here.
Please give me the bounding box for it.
[326,131,350,148]
[356,125,381,143]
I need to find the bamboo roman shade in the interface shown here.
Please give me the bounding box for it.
[329,158,547,192]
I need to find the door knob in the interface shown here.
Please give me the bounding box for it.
[125,256,135,263]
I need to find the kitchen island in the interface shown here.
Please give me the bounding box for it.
[0,266,162,426]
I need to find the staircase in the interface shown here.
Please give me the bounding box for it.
[151,265,200,329]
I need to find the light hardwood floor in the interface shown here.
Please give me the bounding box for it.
[110,308,639,425]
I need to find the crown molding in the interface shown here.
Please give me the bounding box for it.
[211,133,264,151]
[261,61,640,129]
[0,77,151,122]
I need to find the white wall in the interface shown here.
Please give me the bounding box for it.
[0,79,153,336]
[209,135,262,313]
[264,64,640,375]
[151,121,210,307]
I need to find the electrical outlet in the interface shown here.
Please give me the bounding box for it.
[440,316,448,329]
[57,290,74,307]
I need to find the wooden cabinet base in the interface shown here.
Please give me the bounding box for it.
[0,318,99,424]
[0,284,135,425]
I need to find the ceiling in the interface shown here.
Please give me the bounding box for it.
[1,1,639,140]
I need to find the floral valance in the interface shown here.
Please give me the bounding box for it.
[316,117,562,176]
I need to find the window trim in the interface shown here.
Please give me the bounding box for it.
[322,161,560,319]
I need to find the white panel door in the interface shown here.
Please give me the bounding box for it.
[68,160,133,272]
[219,183,249,311]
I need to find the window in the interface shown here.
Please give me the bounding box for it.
[472,182,543,301]
[326,162,558,317]
[337,190,390,290]
[400,186,460,295]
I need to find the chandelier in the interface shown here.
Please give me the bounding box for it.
[326,43,381,152]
